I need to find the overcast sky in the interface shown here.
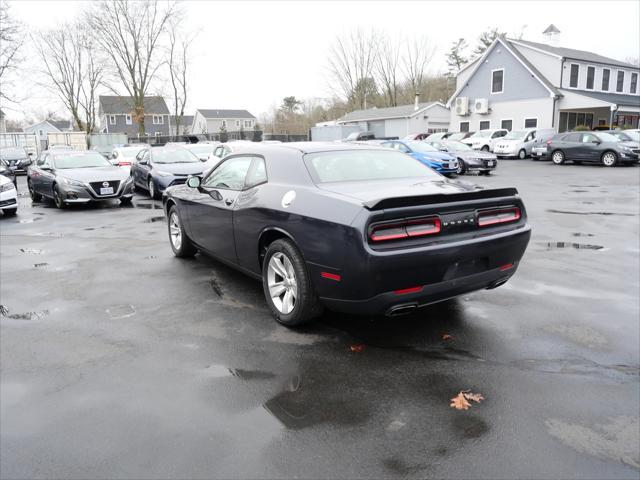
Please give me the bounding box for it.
[6,0,640,123]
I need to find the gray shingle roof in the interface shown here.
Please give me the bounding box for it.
[511,39,637,69]
[338,102,440,122]
[171,115,194,124]
[504,39,561,97]
[197,109,255,119]
[48,119,73,130]
[559,89,640,108]
[99,96,170,115]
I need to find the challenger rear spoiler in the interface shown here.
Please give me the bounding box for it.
[364,187,519,210]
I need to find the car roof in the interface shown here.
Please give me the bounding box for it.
[214,141,388,156]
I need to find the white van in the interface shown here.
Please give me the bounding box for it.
[493,128,555,159]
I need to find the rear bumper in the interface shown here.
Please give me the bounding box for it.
[311,225,531,316]
[320,263,519,315]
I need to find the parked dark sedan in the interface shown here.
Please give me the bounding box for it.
[131,147,216,199]
[0,159,17,186]
[27,150,134,208]
[0,147,32,174]
[548,132,639,166]
[425,140,497,174]
[163,142,530,326]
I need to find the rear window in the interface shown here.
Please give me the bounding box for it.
[304,150,440,183]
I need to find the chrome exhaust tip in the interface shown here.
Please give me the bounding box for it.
[386,303,418,317]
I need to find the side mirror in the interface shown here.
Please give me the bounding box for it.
[41,166,52,171]
[592,140,601,145]
[138,159,148,165]
[186,175,201,189]
[28,152,34,157]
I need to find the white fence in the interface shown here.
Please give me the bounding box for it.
[0,133,39,156]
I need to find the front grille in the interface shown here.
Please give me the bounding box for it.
[632,149,640,154]
[0,198,17,207]
[89,180,120,196]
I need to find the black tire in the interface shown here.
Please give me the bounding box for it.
[480,170,491,176]
[481,145,490,152]
[28,179,42,202]
[148,177,160,200]
[456,159,467,175]
[119,197,132,206]
[3,208,17,216]
[518,149,527,159]
[262,238,323,327]
[551,150,565,165]
[52,184,66,209]
[601,151,618,167]
[167,206,197,257]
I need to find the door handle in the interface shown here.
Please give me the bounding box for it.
[224,198,234,206]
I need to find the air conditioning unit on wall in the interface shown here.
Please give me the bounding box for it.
[474,98,489,114]
[455,97,469,116]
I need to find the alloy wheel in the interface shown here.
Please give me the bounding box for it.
[456,159,466,175]
[518,149,526,159]
[169,212,182,250]
[267,252,297,315]
[602,152,617,167]
[552,151,564,164]
[148,178,155,198]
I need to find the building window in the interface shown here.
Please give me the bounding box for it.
[500,119,512,131]
[459,121,469,132]
[479,120,490,130]
[631,73,638,94]
[155,132,161,137]
[602,69,610,91]
[491,69,504,94]
[221,120,227,127]
[569,64,579,88]
[152,115,164,125]
[616,71,625,92]
[236,120,240,128]
[524,118,538,128]
[109,115,116,125]
[125,114,132,125]
[586,66,595,90]
[244,120,251,128]
[598,119,607,126]
[39,129,44,137]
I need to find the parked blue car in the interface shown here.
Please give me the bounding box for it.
[381,140,459,175]
[131,147,215,199]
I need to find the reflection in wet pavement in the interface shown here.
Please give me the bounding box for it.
[144,216,166,223]
[543,242,605,251]
[133,201,163,210]
[547,209,636,216]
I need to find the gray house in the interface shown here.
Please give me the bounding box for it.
[99,96,171,136]
[448,34,640,133]
[192,109,256,134]
[170,115,194,136]
[336,99,450,138]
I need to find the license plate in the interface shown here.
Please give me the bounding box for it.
[100,187,114,195]
[487,161,494,166]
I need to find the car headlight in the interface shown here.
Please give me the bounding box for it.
[61,177,84,187]
[155,170,172,177]
[0,182,16,192]
[620,146,632,151]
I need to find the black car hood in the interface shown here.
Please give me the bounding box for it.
[318,177,482,208]
[56,166,130,182]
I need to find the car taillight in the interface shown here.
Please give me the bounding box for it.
[477,207,521,227]
[546,140,552,146]
[118,161,132,166]
[369,216,441,242]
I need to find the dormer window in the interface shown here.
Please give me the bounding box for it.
[125,114,132,125]
[491,69,504,94]
[569,64,579,88]
[602,69,610,91]
[631,73,638,94]
[616,71,625,92]
[109,115,116,125]
[586,66,595,90]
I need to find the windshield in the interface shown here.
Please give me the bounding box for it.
[117,147,146,159]
[623,131,639,142]
[443,141,472,151]
[471,131,491,138]
[345,132,359,141]
[609,131,632,142]
[503,130,529,140]
[406,141,438,153]
[52,152,113,169]
[447,133,466,141]
[0,147,28,159]
[185,145,216,155]
[597,133,621,143]
[152,148,199,164]
[304,150,440,183]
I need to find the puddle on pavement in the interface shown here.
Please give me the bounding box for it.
[133,202,163,210]
[84,225,113,231]
[543,242,605,251]
[145,255,158,260]
[572,232,595,237]
[568,184,599,188]
[228,368,276,381]
[453,415,490,439]
[18,217,43,224]
[144,216,166,223]
[33,262,48,267]
[547,209,636,217]
[105,304,136,319]
[0,306,50,321]
[19,248,44,255]
[569,190,589,193]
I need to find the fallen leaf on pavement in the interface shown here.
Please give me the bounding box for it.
[450,392,472,410]
[442,334,454,341]
[349,344,366,353]
[463,391,485,404]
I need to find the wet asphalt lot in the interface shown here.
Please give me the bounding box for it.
[1,160,639,479]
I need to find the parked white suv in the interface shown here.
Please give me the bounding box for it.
[0,174,18,216]
[462,129,508,151]
[493,128,556,159]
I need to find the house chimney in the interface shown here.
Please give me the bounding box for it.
[414,93,420,111]
[542,24,561,46]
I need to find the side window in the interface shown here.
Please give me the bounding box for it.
[565,133,581,142]
[397,143,410,153]
[245,157,268,189]
[37,153,48,166]
[492,131,506,138]
[214,146,224,158]
[581,133,598,143]
[203,156,253,191]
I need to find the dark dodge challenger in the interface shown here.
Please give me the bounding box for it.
[163,142,531,326]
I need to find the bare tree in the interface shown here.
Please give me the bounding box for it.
[327,29,380,109]
[402,36,436,97]
[167,17,194,138]
[376,34,402,107]
[0,0,24,103]
[33,24,104,137]
[88,0,178,135]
